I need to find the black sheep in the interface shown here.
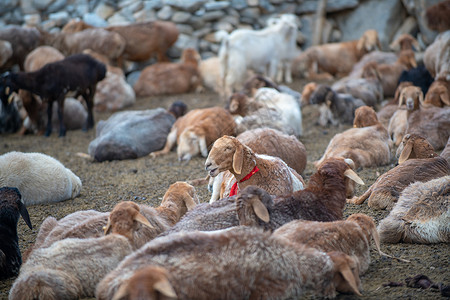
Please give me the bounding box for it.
[398,64,434,95]
[0,187,32,280]
[0,54,106,137]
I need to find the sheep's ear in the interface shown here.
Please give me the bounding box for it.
[251,197,270,223]
[356,35,366,52]
[398,91,406,107]
[112,283,129,300]
[232,143,244,174]
[184,194,198,211]
[154,278,177,298]
[338,262,362,296]
[198,135,208,157]
[103,218,112,235]
[440,90,450,106]
[17,201,33,230]
[344,169,364,185]
[229,99,239,113]
[134,213,154,229]
[418,90,424,106]
[398,141,413,164]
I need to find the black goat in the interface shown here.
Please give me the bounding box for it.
[0,187,32,280]
[0,54,106,137]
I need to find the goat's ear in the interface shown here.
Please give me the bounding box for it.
[112,283,129,300]
[251,197,270,223]
[325,91,333,107]
[229,99,239,113]
[344,169,365,185]
[398,91,406,107]
[198,135,208,157]
[410,56,417,68]
[356,35,366,52]
[398,140,413,164]
[418,90,424,106]
[103,218,112,235]
[154,277,177,298]
[232,142,244,174]
[17,201,33,230]
[134,213,154,229]
[337,260,362,296]
[440,90,450,106]
[184,194,198,210]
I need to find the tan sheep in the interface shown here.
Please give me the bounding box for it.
[423,31,450,80]
[150,107,236,161]
[205,135,304,197]
[348,134,449,210]
[423,79,450,108]
[377,81,413,129]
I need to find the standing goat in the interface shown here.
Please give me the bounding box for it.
[0,54,106,136]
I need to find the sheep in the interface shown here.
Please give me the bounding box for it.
[423,30,450,80]
[219,15,298,97]
[199,56,223,94]
[0,53,106,136]
[272,213,392,275]
[378,175,450,244]
[361,49,417,97]
[133,48,202,97]
[348,134,449,210]
[389,33,421,52]
[314,106,392,170]
[300,81,318,106]
[0,40,13,68]
[309,84,366,126]
[0,187,32,280]
[0,151,82,206]
[205,135,305,198]
[0,25,42,70]
[8,201,154,300]
[425,0,450,33]
[331,76,384,107]
[376,81,412,129]
[0,94,21,133]
[236,158,364,230]
[96,226,362,300]
[150,107,236,162]
[209,128,307,202]
[292,29,381,80]
[423,78,450,107]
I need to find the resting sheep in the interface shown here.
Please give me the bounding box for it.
[133,48,202,97]
[331,76,384,107]
[0,151,82,206]
[348,134,449,210]
[423,79,450,107]
[377,81,413,129]
[0,54,106,136]
[0,187,32,280]
[205,135,304,198]
[314,106,392,169]
[9,201,153,300]
[378,175,450,244]
[97,226,362,300]
[150,107,236,161]
[423,30,450,80]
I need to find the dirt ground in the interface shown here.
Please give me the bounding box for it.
[0,78,448,300]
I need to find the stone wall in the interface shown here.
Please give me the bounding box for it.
[0,0,444,59]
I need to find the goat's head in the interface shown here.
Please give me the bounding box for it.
[361,62,381,81]
[242,75,279,97]
[177,125,208,162]
[161,181,199,217]
[316,158,364,186]
[423,80,450,107]
[397,49,417,69]
[353,106,378,128]
[0,72,19,108]
[226,92,249,116]
[301,82,318,106]
[398,86,423,111]
[310,85,334,106]
[390,33,420,52]
[205,135,253,177]
[396,133,437,163]
[181,48,201,66]
[236,185,272,226]
[168,101,188,119]
[112,266,177,300]
[0,187,33,230]
[357,29,381,53]
[394,81,413,105]
[328,252,362,297]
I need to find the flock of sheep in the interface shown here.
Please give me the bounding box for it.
[0,1,450,299]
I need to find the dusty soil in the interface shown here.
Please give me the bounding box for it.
[0,78,448,300]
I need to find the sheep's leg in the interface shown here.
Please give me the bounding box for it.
[347,186,372,205]
[44,99,54,137]
[284,60,293,83]
[83,86,95,131]
[56,96,66,137]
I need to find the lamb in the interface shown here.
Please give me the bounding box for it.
[0,53,106,136]
[314,106,393,170]
[309,84,365,126]
[133,48,202,97]
[0,187,32,280]
[423,79,450,107]
[273,213,392,275]
[205,135,305,198]
[0,151,82,206]
[150,107,236,161]
[378,175,450,244]
[209,128,307,202]
[8,201,154,300]
[292,29,381,80]
[236,158,364,230]
[96,227,362,300]
[348,134,449,210]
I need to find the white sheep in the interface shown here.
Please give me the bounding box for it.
[96,227,362,300]
[0,151,81,206]
[9,201,153,300]
[378,175,450,244]
[205,135,304,198]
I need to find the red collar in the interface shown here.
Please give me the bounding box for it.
[229,165,260,196]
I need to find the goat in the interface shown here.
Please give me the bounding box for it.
[348,134,449,210]
[0,151,82,206]
[389,33,421,52]
[205,135,304,198]
[236,158,364,229]
[133,48,202,97]
[0,187,32,280]
[96,227,362,300]
[314,106,392,170]
[423,79,450,107]
[0,54,106,136]
[378,175,450,243]
[150,107,236,161]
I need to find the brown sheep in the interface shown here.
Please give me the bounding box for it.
[300,81,318,106]
[133,48,202,97]
[389,33,420,52]
[0,26,42,70]
[348,134,449,210]
[377,81,413,129]
[423,79,450,107]
[425,0,450,33]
